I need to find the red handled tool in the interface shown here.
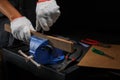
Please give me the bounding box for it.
[80,38,111,48]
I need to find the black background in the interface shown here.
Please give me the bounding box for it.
[45,0,120,44]
[49,0,120,34]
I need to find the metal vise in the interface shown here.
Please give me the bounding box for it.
[29,36,65,64]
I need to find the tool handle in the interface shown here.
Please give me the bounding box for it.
[92,48,105,55]
[80,40,97,45]
[18,50,41,68]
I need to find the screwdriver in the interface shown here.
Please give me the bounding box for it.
[92,48,105,55]
[91,48,114,59]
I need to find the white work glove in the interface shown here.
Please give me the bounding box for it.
[10,17,35,42]
[36,0,60,31]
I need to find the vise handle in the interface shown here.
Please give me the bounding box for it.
[18,50,41,68]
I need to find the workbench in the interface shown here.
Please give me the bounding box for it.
[1,38,120,80]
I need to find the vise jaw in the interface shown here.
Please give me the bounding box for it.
[29,36,65,64]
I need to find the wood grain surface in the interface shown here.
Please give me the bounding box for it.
[78,44,120,70]
[4,24,74,53]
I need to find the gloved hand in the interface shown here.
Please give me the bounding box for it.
[36,0,60,31]
[10,16,35,42]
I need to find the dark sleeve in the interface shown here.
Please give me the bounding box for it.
[21,0,38,27]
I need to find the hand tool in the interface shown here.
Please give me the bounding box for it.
[29,36,65,64]
[80,38,111,48]
[57,44,83,71]
[92,48,114,59]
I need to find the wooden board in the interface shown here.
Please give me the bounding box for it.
[77,44,120,70]
[4,24,74,53]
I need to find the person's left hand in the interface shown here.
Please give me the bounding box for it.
[36,0,60,31]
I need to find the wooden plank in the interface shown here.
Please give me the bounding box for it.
[77,44,120,70]
[4,24,74,53]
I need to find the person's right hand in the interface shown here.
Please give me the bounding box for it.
[10,16,35,42]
